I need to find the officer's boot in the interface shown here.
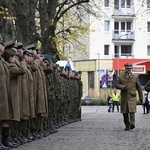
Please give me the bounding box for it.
[2,127,17,148]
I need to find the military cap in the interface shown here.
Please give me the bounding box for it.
[23,50,33,57]
[4,48,16,56]
[25,44,35,50]
[43,58,49,64]
[0,39,4,46]
[124,63,133,69]
[4,40,15,49]
[77,71,82,74]
[35,48,42,54]
[14,42,24,49]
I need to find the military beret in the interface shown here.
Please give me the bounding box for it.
[4,48,16,56]
[25,44,35,50]
[4,40,15,49]
[124,63,133,69]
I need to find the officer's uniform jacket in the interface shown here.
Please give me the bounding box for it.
[115,72,143,113]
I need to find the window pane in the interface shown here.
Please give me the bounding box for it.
[114,45,119,58]
[121,22,125,32]
[147,0,150,8]
[105,0,109,7]
[121,0,125,8]
[104,45,109,55]
[114,0,119,9]
[127,22,131,30]
[127,0,131,8]
[104,21,110,31]
[88,71,94,89]
[114,22,119,30]
[148,22,150,32]
[147,46,150,56]
[121,45,132,56]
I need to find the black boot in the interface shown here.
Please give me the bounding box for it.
[2,127,17,148]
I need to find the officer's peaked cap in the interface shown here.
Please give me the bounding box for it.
[124,63,133,69]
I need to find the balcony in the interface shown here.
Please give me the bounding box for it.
[113,6,135,16]
[112,31,135,41]
[114,53,134,58]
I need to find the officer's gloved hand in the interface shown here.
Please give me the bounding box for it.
[122,87,127,91]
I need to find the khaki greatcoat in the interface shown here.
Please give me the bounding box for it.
[5,61,26,121]
[115,73,143,113]
[0,57,10,121]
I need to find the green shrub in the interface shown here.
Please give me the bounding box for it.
[81,99,107,106]
[81,99,142,106]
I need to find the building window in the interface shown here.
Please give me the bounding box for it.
[121,0,125,8]
[104,45,109,55]
[88,71,94,89]
[114,0,119,9]
[127,22,131,31]
[121,45,132,56]
[148,22,150,32]
[147,0,150,8]
[121,22,125,32]
[127,0,131,8]
[114,22,119,34]
[114,21,132,33]
[147,46,150,56]
[104,0,109,7]
[114,45,119,58]
[104,20,110,31]
[114,45,132,58]
[114,0,131,9]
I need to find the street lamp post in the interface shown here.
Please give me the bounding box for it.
[97,53,100,111]
[116,33,132,77]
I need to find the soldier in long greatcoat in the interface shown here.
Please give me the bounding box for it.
[0,41,11,149]
[115,63,143,131]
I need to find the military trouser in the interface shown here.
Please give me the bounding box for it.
[56,99,61,123]
[10,121,19,139]
[123,112,135,127]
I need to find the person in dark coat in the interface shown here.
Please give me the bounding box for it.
[107,95,113,112]
[115,63,143,131]
[142,92,149,114]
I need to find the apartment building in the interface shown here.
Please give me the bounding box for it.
[74,0,150,100]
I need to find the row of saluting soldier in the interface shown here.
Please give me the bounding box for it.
[0,39,83,149]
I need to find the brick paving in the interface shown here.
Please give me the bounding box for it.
[13,106,150,150]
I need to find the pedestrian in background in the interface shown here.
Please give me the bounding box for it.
[142,92,149,114]
[115,63,143,131]
[112,90,120,112]
[107,95,113,112]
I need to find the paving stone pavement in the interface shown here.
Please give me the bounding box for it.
[13,106,150,150]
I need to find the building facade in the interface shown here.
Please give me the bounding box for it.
[74,0,150,100]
